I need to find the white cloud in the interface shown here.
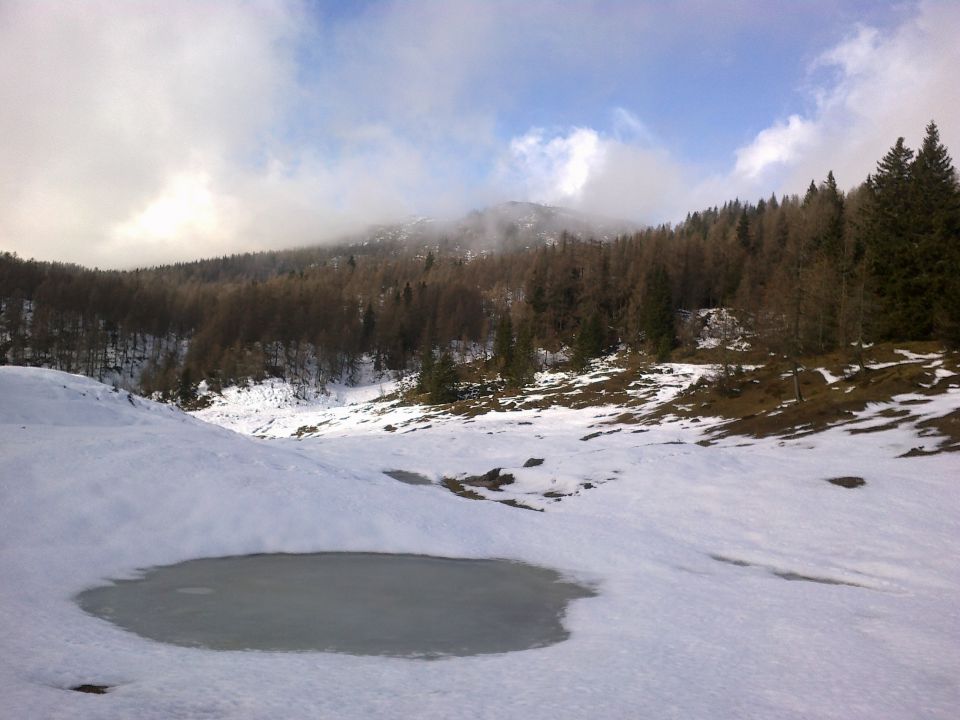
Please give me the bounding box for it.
[507,128,606,204]
[500,2,960,227]
[0,2,308,267]
[733,115,816,181]
[502,121,687,224]
[729,1,960,195]
[0,1,484,268]
[1,1,958,267]
[112,171,224,245]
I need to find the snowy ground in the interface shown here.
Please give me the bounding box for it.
[1,363,959,719]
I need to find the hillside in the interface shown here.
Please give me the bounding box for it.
[2,124,959,403]
[2,345,957,718]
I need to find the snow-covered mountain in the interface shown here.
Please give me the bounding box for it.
[361,201,640,252]
[2,353,959,719]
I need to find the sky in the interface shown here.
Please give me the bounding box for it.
[1,0,958,269]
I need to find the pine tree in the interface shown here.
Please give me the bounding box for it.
[736,209,752,252]
[640,265,675,357]
[508,319,535,387]
[820,171,845,260]
[416,341,434,394]
[864,137,921,339]
[572,310,604,371]
[912,121,960,344]
[493,311,514,373]
[177,366,197,406]
[428,351,459,403]
[361,302,376,350]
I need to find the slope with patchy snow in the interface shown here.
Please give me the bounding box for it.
[1,363,959,719]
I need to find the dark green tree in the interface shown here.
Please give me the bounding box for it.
[571,310,604,371]
[361,302,376,350]
[508,319,536,387]
[863,137,921,339]
[177,366,197,406]
[416,339,434,394]
[640,265,675,358]
[493,311,514,373]
[736,209,752,252]
[912,121,960,344]
[428,350,459,403]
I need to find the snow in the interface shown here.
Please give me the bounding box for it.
[695,308,752,351]
[2,364,960,719]
[815,367,842,385]
[193,374,401,437]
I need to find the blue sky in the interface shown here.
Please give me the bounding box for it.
[1,1,958,267]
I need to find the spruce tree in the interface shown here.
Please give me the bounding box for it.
[736,209,751,251]
[572,310,604,371]
[912,121,960,344]
[428,351,459,403]
[640,265,675,357]
[864,137,921,339]
[361,302,376,350]
[493,311,514,373]
[508,319,535,387]
[416,342,434,394]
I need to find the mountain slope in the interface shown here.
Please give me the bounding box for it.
[2,363,959,719]
[365,201,639,252]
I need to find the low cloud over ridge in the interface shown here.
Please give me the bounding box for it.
[1,1,958,267]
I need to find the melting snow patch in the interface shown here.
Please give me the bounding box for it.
[815,368,841,385]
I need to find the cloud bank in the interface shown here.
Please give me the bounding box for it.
[509,1,960,223]
[1,1,958,267]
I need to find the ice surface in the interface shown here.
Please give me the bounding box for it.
[75,552,594,656]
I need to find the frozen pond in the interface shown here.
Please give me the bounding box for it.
[75,552,595,657]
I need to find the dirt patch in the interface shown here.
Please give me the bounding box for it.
[709,554,752,567]
[460,468,516,491]
[710,554,866,588]
[441,478,486,501]
[498,498,543,512]
[772,571,864,587]
[580,428,621,441]
[440,477,543,512]
[913,409,960,454]
[826,476,866,489]
[71,684,111,694]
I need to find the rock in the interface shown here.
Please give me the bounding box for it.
[462,468,516,491]
[826,476,866,489]
[71,685,110,694]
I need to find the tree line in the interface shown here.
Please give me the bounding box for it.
[1,121,957,400]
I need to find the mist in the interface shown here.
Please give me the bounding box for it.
[1,1,958,268]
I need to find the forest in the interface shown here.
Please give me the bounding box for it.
[1,122,958,401]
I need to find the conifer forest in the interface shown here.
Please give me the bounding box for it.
[2,122,958,399]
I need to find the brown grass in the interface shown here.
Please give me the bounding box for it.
[631,342,958,443]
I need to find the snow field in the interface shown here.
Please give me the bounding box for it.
[1,365,958,719]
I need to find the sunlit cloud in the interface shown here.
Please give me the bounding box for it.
[729,1,960,194]
[112,172,223,244]
[733,115,816,181]
[506,127,606,204]
[0,1,957,266]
